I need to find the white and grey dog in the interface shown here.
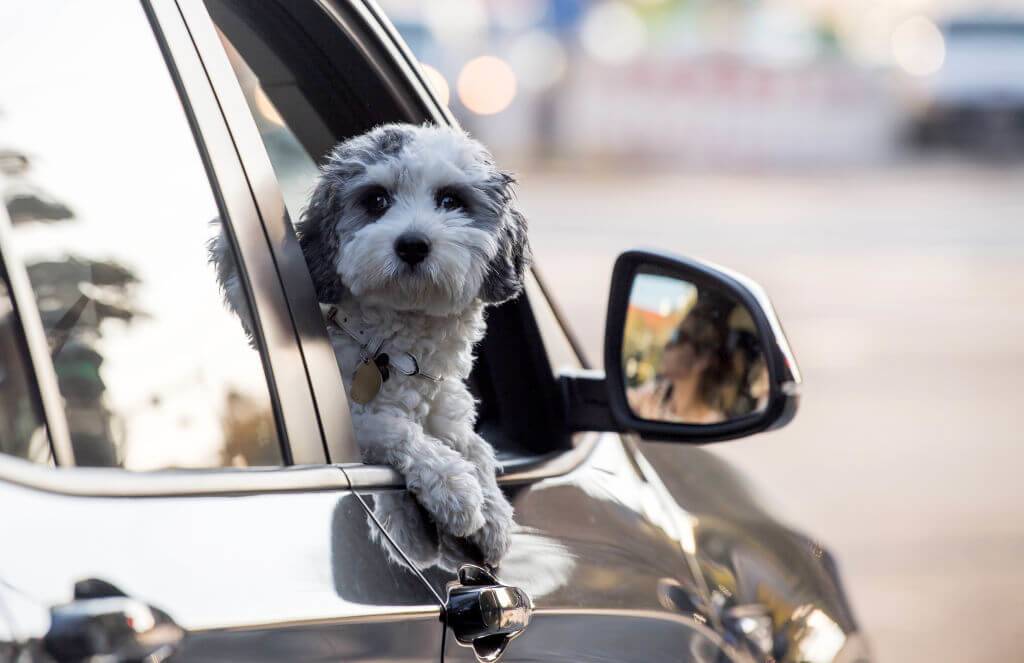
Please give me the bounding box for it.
[278,123,527,565]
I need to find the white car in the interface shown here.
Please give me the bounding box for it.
[913,14,1024,148]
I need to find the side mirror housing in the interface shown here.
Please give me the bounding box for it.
[562,250,800,443]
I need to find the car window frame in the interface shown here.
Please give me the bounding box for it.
[177,0,362,464]
[145,0,329,466]
[0,0,334,479]
[184,0,598,484]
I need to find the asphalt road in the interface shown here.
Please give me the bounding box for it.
[515,159,1024,663]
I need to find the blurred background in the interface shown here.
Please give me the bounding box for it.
[376,0,1024,661]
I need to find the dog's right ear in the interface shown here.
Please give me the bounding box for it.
[297,175,347,304]
[479,172,532,305]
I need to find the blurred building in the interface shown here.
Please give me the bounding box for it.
[378,0,1024,166]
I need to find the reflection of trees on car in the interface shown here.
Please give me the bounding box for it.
[3,145,277,469]
[0,149,73,223]
[0,280,48,462]
[2,149,141,466]
[30,258,142,467]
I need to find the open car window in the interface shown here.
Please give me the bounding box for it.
[203,0,570,460]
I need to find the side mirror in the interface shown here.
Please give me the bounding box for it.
[561,250,800,443]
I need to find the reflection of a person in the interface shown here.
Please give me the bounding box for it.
[747,357,770,412]
[628,313,727,424]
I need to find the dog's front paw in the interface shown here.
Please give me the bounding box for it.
[413,463,486,538]
[443,472,487,536]
[470,498,515,567]
[470,514,513,567]
[372,492,440,568]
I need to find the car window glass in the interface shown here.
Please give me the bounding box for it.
[214,28,321,224]
[0,1,283,469]
[0,266,50,465]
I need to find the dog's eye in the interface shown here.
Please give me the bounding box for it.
[436,188,465,212]
[360,187,392,215]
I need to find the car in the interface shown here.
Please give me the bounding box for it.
[0,1,868,662]
[910,13,1024,149]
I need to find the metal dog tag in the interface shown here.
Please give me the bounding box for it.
[350,359,383,404]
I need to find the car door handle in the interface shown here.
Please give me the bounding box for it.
[721,604,775,659]
[44,579,184,663]
[446,565,533,663]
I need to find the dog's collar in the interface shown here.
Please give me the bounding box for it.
[320,304,443,383]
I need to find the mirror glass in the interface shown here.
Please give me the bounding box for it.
[622,271,770,424]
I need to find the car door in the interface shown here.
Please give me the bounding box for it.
[0,1,446,660]
[181,0,748,660]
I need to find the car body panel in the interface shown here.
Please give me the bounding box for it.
[354,433,738,662]
[356,431,865,662]
[0,458,445,661]
[639,443,865,660]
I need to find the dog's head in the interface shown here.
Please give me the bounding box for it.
[297,123,531,316]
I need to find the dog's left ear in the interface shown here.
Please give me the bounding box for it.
[480,172,532,305]
[297,172,348,304]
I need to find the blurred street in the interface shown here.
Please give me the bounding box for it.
[519,158,1024,663]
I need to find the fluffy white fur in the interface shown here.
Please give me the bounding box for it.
[318,125,530,566]
[330,297,513,563]
[213,124,530,566]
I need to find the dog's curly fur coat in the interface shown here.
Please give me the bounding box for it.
[212,124,527,564]
[275,123,528,565]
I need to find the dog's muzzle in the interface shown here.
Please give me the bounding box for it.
[395,232,430,266]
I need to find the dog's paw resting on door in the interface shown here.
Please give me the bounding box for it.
[298,123,530,566]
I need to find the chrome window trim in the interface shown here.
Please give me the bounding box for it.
[326,0,456,126]
[188,606,442,634]
[0,451,350,497]
[357,0,459,126]
[523,273,584,375]
[146,0,326,464]
[527,267,591,369]
[0,206,73,466]
[339,433,601,489]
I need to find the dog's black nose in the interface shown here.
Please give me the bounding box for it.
[395,232,430,266]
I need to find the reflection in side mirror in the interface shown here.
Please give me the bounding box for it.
[602,250,800,444]
[623,272,769,425]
